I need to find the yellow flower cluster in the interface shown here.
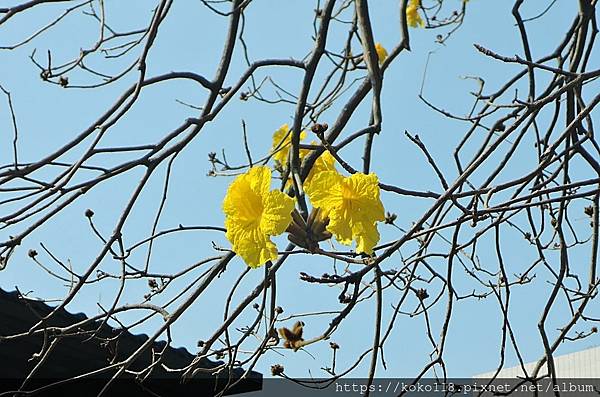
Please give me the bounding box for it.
[222,126,386,268]
[406,0,424,28]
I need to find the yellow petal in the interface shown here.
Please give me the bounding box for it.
[229,225,278,268]
[271,124,307,165]
[284,147,311,190]
[305,151,336,188]
[375,43,388,65]
[352,221,380,254]
[327,208,354,246]
[341,173,385,225]
[247,165,272,197]
[319,150,336,171]
[223,171,263,222]
[271,124,290,165]
[260,190,295,236]
[304,170,344,215]
[406,1,424,28]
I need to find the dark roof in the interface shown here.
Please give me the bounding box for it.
[0,289,262,396]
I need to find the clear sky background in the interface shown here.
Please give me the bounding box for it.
[1,0,598,381]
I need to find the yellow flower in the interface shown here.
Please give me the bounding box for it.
[271,124,307,165]
[406,0,424,28]
[223,166,295,268]
[375,43,388,65]
[305,171,385,254]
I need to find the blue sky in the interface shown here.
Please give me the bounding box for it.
[1,0,598,381]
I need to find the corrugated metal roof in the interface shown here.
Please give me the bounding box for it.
[0,288,262,395]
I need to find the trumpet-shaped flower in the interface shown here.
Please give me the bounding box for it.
[375,43,388,65]
[223,166,295,268]
[305,171,385,254]
[271,124,307,165]
[406,0,424,28]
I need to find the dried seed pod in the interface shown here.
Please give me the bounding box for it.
[306,207,320,230]
[278,321,305,351]
[314,230,333,242]
[291,209,307,228]
[287,233,309,250]
[584,206,594,217]
[286,220,308,240]
[271,364,284,376]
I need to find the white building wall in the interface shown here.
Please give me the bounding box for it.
[475,346,600,378]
